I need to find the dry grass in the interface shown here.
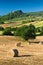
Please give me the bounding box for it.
[0,21,43,28]
[0,36,43,65]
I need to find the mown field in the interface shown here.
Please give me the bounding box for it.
[0,36,43,65]
[0,19,43,65]
[0,55,43,65]
[0,10,43,65]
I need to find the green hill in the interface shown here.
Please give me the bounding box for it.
[0,10,43,27]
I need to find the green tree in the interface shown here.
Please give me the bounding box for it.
[23,24,36,40]
[14,24,36,40]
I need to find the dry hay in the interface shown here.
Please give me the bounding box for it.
[0,36,43,65]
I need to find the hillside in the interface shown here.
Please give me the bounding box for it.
[0,10,43,23]
[0,10,43,28]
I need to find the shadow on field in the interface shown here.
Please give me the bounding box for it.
[19,55,32,57]
[13,49,32,57]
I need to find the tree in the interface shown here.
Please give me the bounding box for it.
[23,24,36,40]
[14,24,36,40]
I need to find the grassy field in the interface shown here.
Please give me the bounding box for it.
[0,21,43,28]
[0,36,43,65]
[0,55,43,65]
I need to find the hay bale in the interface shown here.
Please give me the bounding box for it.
[16,42,21,47]
[13,49,19,57]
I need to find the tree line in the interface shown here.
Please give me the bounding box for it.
[0,24,42,40]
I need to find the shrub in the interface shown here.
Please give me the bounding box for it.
[29,19,35,22]
[3,27,13,35]
[11,27,17,31]
[40,26,43,35]
[14,24,36,40]
[0,18,4,24]
[22,21,28,24]
[0,26,4,31]
[0,21,4,24]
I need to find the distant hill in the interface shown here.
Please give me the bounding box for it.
[0,10,24,21]
[0,10,43,24]
[27,11,43,17]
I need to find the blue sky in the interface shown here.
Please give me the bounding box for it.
[0,0,43,15]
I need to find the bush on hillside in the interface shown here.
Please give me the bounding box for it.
[11,27,17,31]
[0,21,4,24]
[0,26,4,31]
[22,21,28,24]
[40,26,43,35]
[29,19,35,22]
[3,27,13,35]
[0,17,4,24]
